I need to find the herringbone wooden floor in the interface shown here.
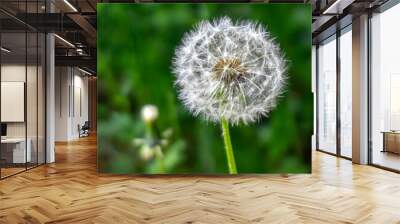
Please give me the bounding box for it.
[1,135,400,224]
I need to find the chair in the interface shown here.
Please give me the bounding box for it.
[78,121,90,138]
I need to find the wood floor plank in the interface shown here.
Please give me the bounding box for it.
[0,135,400,223]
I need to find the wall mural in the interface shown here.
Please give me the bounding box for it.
[98,4,312,174]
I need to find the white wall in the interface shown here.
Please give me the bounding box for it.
[55,66,69,141]
[55,67,89,141]
[1,65,38,138]
[1,65,26,139]
[1,63,46,164]
[72,73,89,138]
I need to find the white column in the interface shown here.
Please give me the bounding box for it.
[352,14,369,164]
[46,32,55,163]
[45,0,56,163]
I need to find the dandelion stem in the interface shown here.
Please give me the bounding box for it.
[144,121,154,139]
[221,117,237,174]
[154,146,165,174]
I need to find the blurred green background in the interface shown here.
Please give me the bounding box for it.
[98,4,312,174]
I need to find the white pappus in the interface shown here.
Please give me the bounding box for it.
[172,16,287,125]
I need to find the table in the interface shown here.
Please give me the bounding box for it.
[382,131,400,154]
[1,138,31,163]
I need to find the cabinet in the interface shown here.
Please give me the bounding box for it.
[382,132,400,154]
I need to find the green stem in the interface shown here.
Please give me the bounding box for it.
[144,121,154,139]
[154,146,165,174]
[221,117,237,174]
[144,121,164,173]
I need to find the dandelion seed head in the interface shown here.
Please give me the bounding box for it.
[172,16,287,125]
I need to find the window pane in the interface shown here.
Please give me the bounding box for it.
[340,28,352,158]
[371,3,400,171]
[27,30,38,169]
[318,36,337,154]
[1,30,27,177]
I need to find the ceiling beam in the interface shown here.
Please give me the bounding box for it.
[10,13,83,32]
[312,15,335,30]
[55,55,96,72]
[322,0,356,14]
[67,13,97,46]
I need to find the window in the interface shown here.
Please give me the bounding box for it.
[370,3,400,171]
[339,27,352,158]
[317,35,337,154]
[0,2,46,179]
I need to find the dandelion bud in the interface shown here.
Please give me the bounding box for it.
[140,145,154,160]
[141,104,159,123]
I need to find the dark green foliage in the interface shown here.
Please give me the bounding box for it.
[98,3,312,174]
